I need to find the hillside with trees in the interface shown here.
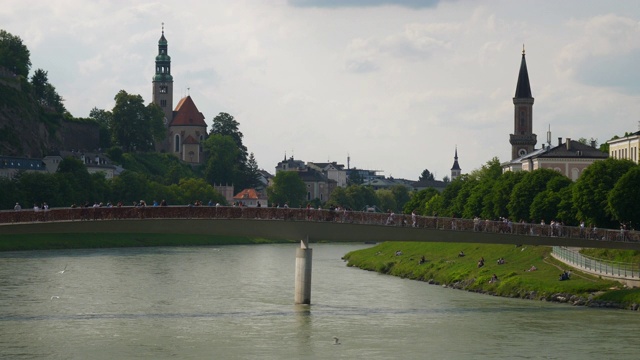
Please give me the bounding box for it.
[0,29,100,157]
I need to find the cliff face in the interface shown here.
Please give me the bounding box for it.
[0,76,99,157]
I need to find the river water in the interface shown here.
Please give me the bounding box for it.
[0,243,638,359]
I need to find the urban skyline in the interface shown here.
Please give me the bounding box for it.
[3,0,639,179]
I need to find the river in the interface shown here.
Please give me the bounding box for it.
[0,243,638,359]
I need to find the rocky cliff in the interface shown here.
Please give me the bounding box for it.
[0,74,99,157]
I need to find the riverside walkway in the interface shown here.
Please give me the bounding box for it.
[2,206,640,251]
[552,246,639,282]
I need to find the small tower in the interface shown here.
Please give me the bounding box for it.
[152,23,174,129]
[450,146,461,180]
[509,46,537,160]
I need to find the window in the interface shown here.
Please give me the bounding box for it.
[159,86,167,94]
[160,100,166,107]
[174,134,180,152]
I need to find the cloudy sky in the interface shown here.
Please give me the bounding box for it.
[3,0,640,180]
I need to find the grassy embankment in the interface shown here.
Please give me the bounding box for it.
[343,242,640,308]
[0,233,294,252]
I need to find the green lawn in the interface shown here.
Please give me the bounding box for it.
[343,242,640,306]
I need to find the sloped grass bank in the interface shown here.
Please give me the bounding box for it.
[0,233,294,251]
[343,242,640,310]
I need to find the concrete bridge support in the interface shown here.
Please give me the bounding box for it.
[294,237,312,305]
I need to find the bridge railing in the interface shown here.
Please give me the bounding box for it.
[1,206,639,245]
[552,246,639,279]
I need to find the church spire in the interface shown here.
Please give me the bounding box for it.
[515,44,532,98]
[450,146,461,180]
[152,23,174,149]
[509,46,537,160]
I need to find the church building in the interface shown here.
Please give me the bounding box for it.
[152,26,207,164]
[502,48,608,180]
[509,47,537,160]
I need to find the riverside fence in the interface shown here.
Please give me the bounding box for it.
[552,246,639,279]
[1,206,639,246]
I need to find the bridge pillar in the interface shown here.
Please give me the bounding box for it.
[294,236,312,305]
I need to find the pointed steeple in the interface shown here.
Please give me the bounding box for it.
[154,23,173,82]
[450,146,461,180]
[515,45,532,98]
[152,23,175,152]
[509,46,536,160]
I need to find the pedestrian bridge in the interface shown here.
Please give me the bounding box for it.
[2,206,639,251]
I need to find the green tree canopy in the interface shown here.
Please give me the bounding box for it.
[607,165,640,227]
[508,168,565,222]
[210,112,247,162]
[347,170,364,186]
[573,158,636,227]
[376,189,396,213]
[203,134,243,186]
[419,168,434,181]
[490,170,525,219]
[0,29,31,77]
[403,187,440,215]
[110,90,165,152]
[89,107,114,149]
[31,68,66,113]
[267,171,306,208]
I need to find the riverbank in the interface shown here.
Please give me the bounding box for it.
[342,242,640,310]
[0,233,294,251]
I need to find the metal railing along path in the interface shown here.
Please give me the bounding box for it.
[552,246,639,279]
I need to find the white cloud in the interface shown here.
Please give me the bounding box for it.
[2,0,639,180]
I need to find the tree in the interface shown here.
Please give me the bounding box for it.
[243,152,261,189]
[168,178,225,205]
[89,107,113,149]
[345,185,378,211]
[419,168,434,181]
[267,171,306,208]
[210,112,247,162]
[347,170,364,186]
[376,189,397,213]
[573,158,636,227]
[110,90,165,151]
[30,68,66,113]
[203,134,243,186]
[0,29,31,78]
[403,187,439,215]
[490,171,525,219]
[607,166,640,227]
[508,168,564,222]
[390,185,410,212]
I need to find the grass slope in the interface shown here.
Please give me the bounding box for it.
[343,242,640,307]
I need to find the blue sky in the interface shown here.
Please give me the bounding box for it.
[2,0,639,180]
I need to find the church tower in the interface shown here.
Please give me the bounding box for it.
[450,146,461,180]
[509,47,537,160]
[152,24,174,130]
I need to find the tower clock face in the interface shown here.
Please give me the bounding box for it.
[518,149,527,157]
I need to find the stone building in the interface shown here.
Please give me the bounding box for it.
[151,27,207,164]
[607,131,640,164]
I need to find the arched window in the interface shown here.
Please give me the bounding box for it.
[571,168,579,181]
[174,134,180,153]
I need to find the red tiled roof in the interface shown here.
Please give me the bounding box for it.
[169,96,207,127]
[233,188,262,200]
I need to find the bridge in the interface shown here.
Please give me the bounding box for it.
[2,206,639,304]
[2,206,638,249]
